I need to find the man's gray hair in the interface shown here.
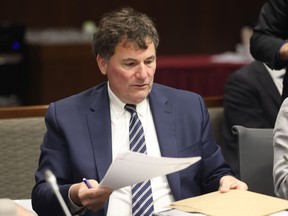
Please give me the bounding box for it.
[92,7,159,60]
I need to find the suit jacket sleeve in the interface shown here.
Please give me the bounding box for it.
[32,84,111,216]
[250,0,288,69]
[31,102,74,216]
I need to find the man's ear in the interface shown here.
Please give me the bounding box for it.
[96,55,107,75]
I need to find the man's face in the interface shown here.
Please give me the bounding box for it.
[97,39,156,104]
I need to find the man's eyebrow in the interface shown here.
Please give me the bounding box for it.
[122,56,156,62]
[146,55,156,60]
[122,58,137,61]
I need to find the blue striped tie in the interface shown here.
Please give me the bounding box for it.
[125,104,154,216]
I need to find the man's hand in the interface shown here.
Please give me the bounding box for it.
[279,43,288,61]
[219,175,248,193]
[70,179,113,213]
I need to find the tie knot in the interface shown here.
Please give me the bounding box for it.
[125,104,137,114]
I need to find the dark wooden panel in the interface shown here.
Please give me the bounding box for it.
[0,0,266,105]
[0,0,265,54]
[26,43,107,105]
[0,105,48,118]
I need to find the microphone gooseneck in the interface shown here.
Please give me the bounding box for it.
[44,169,72,216]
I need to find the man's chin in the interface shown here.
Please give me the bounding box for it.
[133,93,150,103]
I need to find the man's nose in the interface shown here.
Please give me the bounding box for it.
[135,63,148,78]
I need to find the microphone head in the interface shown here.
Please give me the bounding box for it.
[44,169,56,182]
[44,169,58,191]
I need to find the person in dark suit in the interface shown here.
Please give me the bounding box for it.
[31,7,247,216]
[250,0,288,101]
[222,61,284,177]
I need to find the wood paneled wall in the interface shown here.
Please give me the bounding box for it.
[1,0,265,54]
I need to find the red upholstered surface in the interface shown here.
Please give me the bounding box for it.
[155,55,247,97]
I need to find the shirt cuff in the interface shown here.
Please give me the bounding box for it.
[68,186,87,215]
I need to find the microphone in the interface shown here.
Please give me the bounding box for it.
[44,169,72,216]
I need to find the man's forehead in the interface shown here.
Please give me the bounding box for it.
[114,40,156,56]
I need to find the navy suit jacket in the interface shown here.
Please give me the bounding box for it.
[32,82,233,216]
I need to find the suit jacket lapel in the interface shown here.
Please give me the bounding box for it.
[149,85,181,199]
[85,83,182,201]
[86,84,113,182]
[149,90,177,157]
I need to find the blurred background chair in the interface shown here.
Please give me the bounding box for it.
[208,106,224,146]
[232,125,274,196]
[0,105,47,199]
[205,96,224,146]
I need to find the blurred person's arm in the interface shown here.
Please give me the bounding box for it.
[250,0,288,69]
[273,98,288,199]
[0,199,36,216]
[15,203,36,216]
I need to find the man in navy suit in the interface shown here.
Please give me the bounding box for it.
[32,7,247,216]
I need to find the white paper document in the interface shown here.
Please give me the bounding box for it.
[99,151,201,190]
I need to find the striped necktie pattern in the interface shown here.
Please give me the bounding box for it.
[125,104,154,216]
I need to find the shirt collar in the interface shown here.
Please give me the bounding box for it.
[264,63,286,79]
[107,82,148,118]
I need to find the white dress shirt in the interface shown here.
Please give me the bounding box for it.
[107,83,174,215]
[264,63,285,95]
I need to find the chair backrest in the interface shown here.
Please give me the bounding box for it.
[232,125,274,196]
[0,105,48,199]
[204,96,223,108]
[208,107,224,146]
[204,96,224,146]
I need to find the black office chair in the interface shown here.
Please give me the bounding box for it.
[232,125,275,196]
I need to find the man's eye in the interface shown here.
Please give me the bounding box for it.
[125,62,135,67]
[145,60,154,67]
[145,61,153,65]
